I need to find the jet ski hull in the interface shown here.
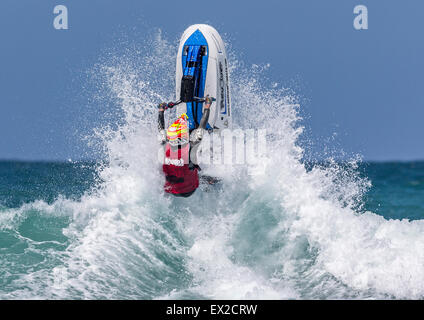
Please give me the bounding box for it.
[176,24,231,131]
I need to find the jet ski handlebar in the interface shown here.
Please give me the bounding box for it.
[160,96,216,110]
[194,96,216,103]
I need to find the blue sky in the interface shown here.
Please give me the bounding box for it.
[0,0,423,161]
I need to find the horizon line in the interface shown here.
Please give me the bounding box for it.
[0,158,424,164]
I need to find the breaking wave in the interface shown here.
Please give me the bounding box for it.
[1,29,423,300]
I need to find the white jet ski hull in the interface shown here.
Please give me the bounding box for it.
[176,24,231,131]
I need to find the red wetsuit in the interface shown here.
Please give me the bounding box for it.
[158,104,210,197]
[162,143,199,197]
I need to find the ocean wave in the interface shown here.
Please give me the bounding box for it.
[0,29,423,300]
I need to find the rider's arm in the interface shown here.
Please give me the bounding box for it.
[158,103,167,144]
[198,106,210,130]
[158,103,166,131]
[190,97,212,146]
[199,97,212,129]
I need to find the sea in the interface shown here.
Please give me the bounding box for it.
[0,32,423,300]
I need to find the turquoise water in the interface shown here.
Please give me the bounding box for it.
[363,162,424,221]
[2,161,423,219]
[0,160,423,299]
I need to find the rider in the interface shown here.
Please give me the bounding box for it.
[158,96,213,197]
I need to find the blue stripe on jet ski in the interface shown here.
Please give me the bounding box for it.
[183,46,200,77]
[182,29,209,130]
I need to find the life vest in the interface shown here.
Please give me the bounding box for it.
[162,143,199,196]
[162,114,199,196]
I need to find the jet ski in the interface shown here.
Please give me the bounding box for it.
[160,25,229,197]
[175,24,231,132]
